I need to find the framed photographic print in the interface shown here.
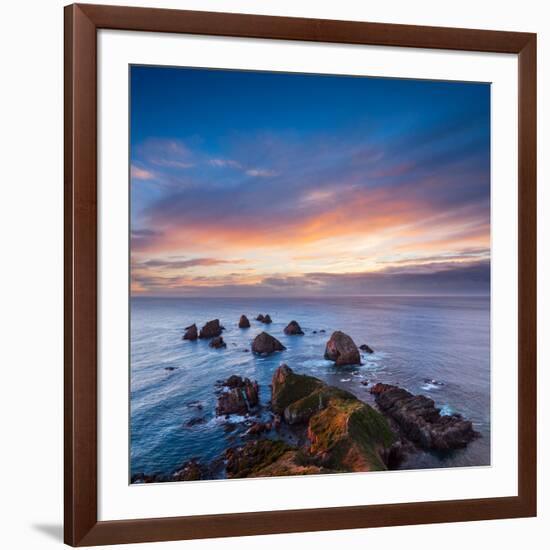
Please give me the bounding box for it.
[64,3,537,546]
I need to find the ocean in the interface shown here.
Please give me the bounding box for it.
[130,295,490,479]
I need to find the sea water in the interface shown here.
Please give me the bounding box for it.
[130,296,490,478]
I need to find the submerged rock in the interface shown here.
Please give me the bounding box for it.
[182,323,198,341]
[185,416,207,427]
[284,320,304,335]
[359,344,374,353]
[209,336,227,349]
[369,383,478,450]
[199,319,222,339]
[324,331,361,366]
[238,315,251,328]
[251,332,286,355]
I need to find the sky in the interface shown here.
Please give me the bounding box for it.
[130,65,490,297]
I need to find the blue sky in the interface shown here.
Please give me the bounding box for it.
[130,65,490,296]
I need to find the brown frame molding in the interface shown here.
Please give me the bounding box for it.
[64,3,537,546]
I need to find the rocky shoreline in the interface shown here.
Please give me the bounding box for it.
[131,314,480,484]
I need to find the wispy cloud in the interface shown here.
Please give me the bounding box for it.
[131,165,155,180]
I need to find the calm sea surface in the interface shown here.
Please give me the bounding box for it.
[130,296,490,478]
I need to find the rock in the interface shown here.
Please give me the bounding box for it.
[369,383,478,450]
[164,366,176,371]
[182,323,198,340]
[209,336,227,349]
[319,329,326,333]
[243,348,250,353]
[238,315,250,328]
[284,320,304,335]
[262,314,273,324]
[215,376,259,415]
[312,330,317,334]
[216,388,248,416]
[271,364,324,414]
[324,331,361,366]
[256,314,265,322]
[251,332,286,355]
[245,421,271,436]
[226,440,330,478]
[360,380,369,386]
[185,416,207,427]
[270,365,396,472]
[359,344,374,353]
[307,398,396,472]
[131,472,162,484]
[171,459,205,481]
[199,319,222,339]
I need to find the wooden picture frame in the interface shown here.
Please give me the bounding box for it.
[64,3,537,546]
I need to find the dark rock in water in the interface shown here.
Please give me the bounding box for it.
[238,315,250,328]
[185,416,207,427]
[360,380,369,386]
[216,388,248,416]
[359,344,374,353]
[312,330,317,334]
[224,422,237,433]
[256,314,265,322]
[423,378,445,386]
[262,314,273,324]
[284,320,304,335]
[319,329,326,333]
[369,383,478,450]
[171,459,206,481]
[164,366,176,371]
[223,374,245,388]
[199,319,222,339]
[182,323,198,340]
[251,332,286,355]
[243,348,250,353]
[209,336,227,349]
[324,331,361,366]
[216,376,259,415]
[226,440,330,478]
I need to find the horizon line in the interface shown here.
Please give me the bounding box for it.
[131,293,491,299]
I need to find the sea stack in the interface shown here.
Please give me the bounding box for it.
[209,336,227,349]
[284,320,304,335]
[199,319,222,339]
[251,332,286,355]
[182,323,198,341]
[238,315,251,328]
[262,314,273,324]
[359,344,374,353]
[324,331,361,366]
